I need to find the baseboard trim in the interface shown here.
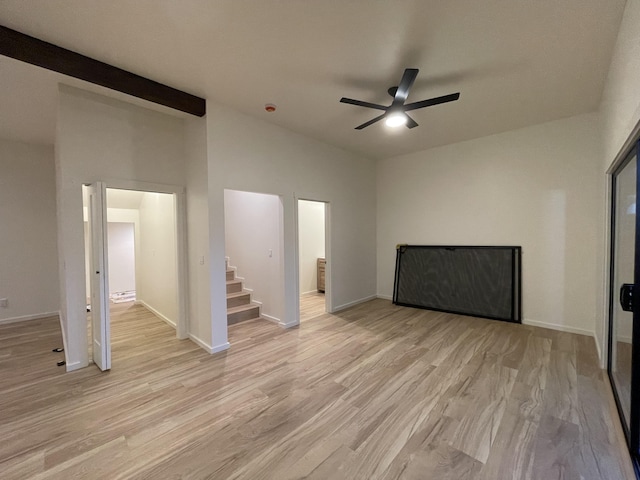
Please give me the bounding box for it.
[522,318,594,337]
[65,360,86,372]
[332,295,378,313]
[188,333,230,354]
[137,301,176,329]
[0,311,60,325]
[211,342,231,353]
[280,321,300,329]
[376,294,393,301]
[261,313,283,325]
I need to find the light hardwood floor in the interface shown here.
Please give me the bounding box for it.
[0,300,635,479]
[300,291,326,322]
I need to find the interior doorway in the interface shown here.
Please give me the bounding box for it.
[297,199,328,321]
[223,189,285,327]
[83,183,186,370]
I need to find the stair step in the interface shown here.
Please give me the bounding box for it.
[227,303,260,325]
[226,279,242,294]
[226,269,235,281]
[227,291,251,308]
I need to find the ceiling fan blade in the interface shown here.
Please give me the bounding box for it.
[355,113,386,130]
[392,68,419,107]
[403,92,460,111]
[340,97,388,111]
[405,114,418,129]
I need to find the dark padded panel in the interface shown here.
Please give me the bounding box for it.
[393,246,521,322]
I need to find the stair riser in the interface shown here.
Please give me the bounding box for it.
[227,294,251,308]
[226,270,234,281]
[226,282,242,294]
[228,306,260,325]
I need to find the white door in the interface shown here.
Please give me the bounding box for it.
[87,182,111,370]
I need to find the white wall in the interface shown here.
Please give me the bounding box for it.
[0,138,59,322]
[377,113,603,337]
[106,207,141,300]
[600,0,640,168]
[184,116,213,348]
[598,0,640,363]
[51,85,379,365]
[56,85,186,370]
[83,207,140,301]
[298,200,325,294]
[107,222,136,295]
[137,192,177,325]
[224,190,283,321]
[206,102,377,335]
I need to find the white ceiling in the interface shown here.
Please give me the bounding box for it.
[0,0,627,160]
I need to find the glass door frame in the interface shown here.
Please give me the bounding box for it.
[608,139,640,474]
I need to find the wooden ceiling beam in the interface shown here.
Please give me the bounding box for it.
[0,25,206,117]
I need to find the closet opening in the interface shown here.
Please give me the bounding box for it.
[297,199,329,322]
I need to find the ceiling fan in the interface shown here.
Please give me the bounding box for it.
[339,68,460,130]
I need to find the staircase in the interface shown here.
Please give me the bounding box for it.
[226,260,261,325]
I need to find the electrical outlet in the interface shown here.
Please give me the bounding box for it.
[0,298,7,308]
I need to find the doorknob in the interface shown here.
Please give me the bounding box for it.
[620,283,635,312]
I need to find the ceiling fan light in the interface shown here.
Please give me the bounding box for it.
[385,113,407,128]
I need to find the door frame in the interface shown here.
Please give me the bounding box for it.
[606,128,640,475]
[607,145,639,443]
[223,188,287,327]
[86,181,111,370]
[294,196,332,318]
[88,179,189,342]
[606,117,640,363]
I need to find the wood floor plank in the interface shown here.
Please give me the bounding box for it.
[2,450,44,480]
[531,414,581,480]
[441,359,518,461]
[544,349,579,425]
[0,299,634,479]
[299,292,327,322]
[382,442,483,480]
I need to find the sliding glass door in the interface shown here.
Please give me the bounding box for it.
[609,141,640,468]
